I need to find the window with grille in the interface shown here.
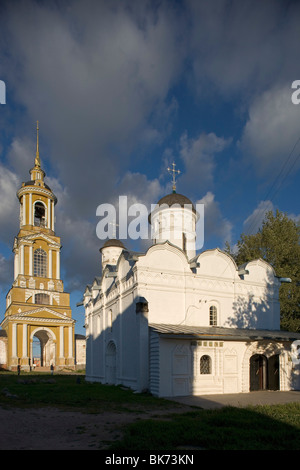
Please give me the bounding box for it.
[34,248,47,277]
[35,293,50,305]
[209,305,217,326]
[200,355,212,374]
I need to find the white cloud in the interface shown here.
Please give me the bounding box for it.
[0,164,19,244]
[178,131,231,193]
[0,253,13,287]
[243,200,274,235]
[1,0,299,296]
[240,84,300,178]
[0,0,184,226]
[197,191,232,248]
[188,0,300,99]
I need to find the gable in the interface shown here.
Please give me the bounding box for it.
[242,259,277,283]
[137,242,189,272]
[18,232,61,248]
[196,248,237,279]
[9,307,74,323]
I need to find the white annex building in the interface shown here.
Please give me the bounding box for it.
[83,188,300,397]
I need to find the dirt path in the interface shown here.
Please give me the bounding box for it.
[0,405,190,450]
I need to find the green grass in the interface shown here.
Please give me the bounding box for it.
[0,371,172,413]
[110,403,300,450]
[1,371,300,450]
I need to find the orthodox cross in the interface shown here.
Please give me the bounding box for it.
[167,162,181,193]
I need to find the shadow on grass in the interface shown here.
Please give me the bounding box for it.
[109,403,300,450]
[0,371,178,413]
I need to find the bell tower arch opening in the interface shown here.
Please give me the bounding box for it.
[31,328,56,368]
[34,201,46,227]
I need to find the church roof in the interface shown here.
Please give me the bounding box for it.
[156,192,194,208]
[23,180,53,191]
[100,239,126,251]
[149,192,196,223]
[150,324,300,342]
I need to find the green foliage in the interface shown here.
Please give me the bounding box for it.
[228,210,300,332]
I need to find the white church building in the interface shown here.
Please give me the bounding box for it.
[83,190,300,397]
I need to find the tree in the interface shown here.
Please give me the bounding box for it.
[227,210,300,332]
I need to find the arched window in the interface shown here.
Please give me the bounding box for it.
[200,355,212,374]
[209,305,217,326]
[34,201,46,227]
[35,293,50,305]
[34,248,47,277]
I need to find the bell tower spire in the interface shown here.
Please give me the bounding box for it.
[1,123,75,371]
[30,121,45,182]
[35,120,41,168]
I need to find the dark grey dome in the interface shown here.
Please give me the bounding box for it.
[156,192,194,208]
[149,193,196,222]
[100,239,125,252]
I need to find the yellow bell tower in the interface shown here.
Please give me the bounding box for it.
[1,123,75,370]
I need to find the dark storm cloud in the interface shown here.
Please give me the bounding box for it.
[0,0,299,290]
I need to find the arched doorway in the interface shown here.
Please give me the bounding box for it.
[250,354,280,391]
[250,354,268,391]
[105,341,117,384]
[31,328,56,368]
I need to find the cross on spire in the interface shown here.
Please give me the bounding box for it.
[167,162,181,193]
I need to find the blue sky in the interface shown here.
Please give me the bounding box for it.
[0,0,300,335]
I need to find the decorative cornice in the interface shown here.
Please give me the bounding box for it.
[17,185,56,203]
[2,315,74,325]
[5,306,74,322]
[17,232,61,248]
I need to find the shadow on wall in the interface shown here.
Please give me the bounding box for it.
[225,292,271,329]
[225,268,277,329]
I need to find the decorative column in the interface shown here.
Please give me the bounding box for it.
[56,250,60,279]
[22,194,26,225]
[48,249,52,278]
[68,326,73,365]
[29,245,33,276]
[22,324,28,360]
[47,199,51,229]
[29,193,32,225]
[51,200,55,231]
[14,249,19,279]
[12,323,17,358]
[59,326,64,360]
[20,244,24,275]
